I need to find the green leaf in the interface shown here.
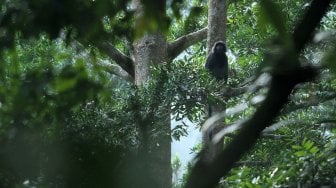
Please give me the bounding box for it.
[292,145,301,150]
[294,150,306,157]
[303,140,314,150]
[309,146,319,154]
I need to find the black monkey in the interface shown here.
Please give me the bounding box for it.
[206,41,228,117]
[205,41,228,82]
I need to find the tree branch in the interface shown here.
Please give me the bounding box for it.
[187,67,319,188]
[98,42,135,79]
[167,27,207,60]
[282,92,336,114]
[293,0,334,53]
[226,132,290,140]
[96,60,133,82]
[221,85,250,98]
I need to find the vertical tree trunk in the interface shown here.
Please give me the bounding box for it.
[131,1,172,187]
[133,33,172,188]
[203,0,228,162]
[206,0,227,54]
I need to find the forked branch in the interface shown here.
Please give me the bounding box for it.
[99,42,135,79]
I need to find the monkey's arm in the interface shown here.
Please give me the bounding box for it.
[205,54,215,69]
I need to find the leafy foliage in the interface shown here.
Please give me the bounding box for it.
[0,0,336,187]
[0,36,130,187]
[0,0,134,47]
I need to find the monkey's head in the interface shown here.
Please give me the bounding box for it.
[213,41,226,54]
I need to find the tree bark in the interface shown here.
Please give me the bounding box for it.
[133,33,168,85]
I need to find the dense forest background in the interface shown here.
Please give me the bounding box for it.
[0,0,336,187]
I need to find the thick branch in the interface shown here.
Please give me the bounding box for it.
[187,68,318,188]
[293,0,333,53]
[167,27,207,60]
[99,42,135,79]
[226,132,290,140]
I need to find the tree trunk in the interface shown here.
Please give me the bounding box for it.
[133,33,172,188]
[115,0,209,186]
[206,0,227,54]
[203,0,228,162]
[134,33,167,84]
[131,1,172,187]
